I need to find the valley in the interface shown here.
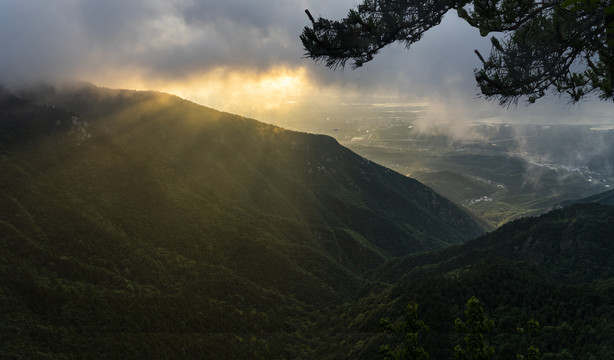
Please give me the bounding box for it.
[272,102,614,228]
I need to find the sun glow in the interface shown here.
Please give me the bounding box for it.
[125,66,311,121]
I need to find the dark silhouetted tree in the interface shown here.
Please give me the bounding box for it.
[516,319,542,360]
[454,296,495,360]
[379,302,430,360]
[301,0,614,104]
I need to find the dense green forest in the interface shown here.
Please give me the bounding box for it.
[1,84,613,359]
[325,203,614,359]
[0,84,479,358]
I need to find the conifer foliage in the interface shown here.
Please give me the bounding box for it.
[454,297,495,360]
[301,0,614,104]
[379,302,430,360]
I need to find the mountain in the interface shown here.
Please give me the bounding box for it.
[326,203,614,359]
[0,84,482,359]
[561,188,614,207]
[3,84,614,359]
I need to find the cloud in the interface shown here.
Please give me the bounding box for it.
[0,0,354,83]
[0,0,612,124]
[0,0,480,87]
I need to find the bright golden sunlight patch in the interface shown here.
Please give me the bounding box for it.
[108,66,310,121]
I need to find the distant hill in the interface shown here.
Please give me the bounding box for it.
[325,203,614,359]
[561,188,614,207]
[0,84,482,359]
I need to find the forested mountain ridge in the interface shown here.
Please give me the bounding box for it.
[373,203,614,284]
[0,84,482,358]
[561,188,614,207]
[328,203,614,359]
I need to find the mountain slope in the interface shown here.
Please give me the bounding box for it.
[0,84,482,358]
[325,203,614,359]
[373,202,614,284]
[561,188,614,206]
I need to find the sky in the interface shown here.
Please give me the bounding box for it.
[1,0,613,131]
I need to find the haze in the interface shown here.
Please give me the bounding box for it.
[2,0,613,132]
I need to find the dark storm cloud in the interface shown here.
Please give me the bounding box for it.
[0,0,325,83]
[180,0,292,32]
[132,0,312,77]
